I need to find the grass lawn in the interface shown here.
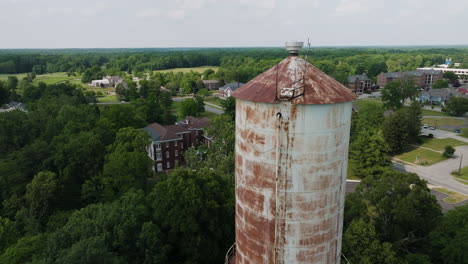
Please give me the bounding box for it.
[355,99,382,109]
[433,187,468,204]
[420,108,449,116]
[204,96,223,108]
[460,128,468,139]
[452,166,468,184]
[395,147,448,166]
[96,94,118,103]
[0,73,28,80]
[152,66,219,74]
[419,137,468,151]
[421,117,467,127]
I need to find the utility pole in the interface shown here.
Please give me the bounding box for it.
[459,154,464,176]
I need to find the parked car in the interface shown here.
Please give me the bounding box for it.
[423,124,428,129]
[430,127,435,130]
[454,129,461,133]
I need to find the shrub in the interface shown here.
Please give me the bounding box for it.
[442,145,455,158]
[428,133,434,138]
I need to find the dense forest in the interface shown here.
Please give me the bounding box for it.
[1,47,468,263]
[1,47,468,83]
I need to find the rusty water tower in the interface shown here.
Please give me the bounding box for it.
[228,41,355,264]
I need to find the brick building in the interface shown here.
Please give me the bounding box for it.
[377,70,442,88]
[142,116,210,172]
[347,74,371,93]
[202,80,220,90]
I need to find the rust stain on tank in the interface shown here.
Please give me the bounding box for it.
[232,56,356,105]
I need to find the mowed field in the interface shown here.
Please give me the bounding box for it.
[0,72,87,88]
[152,66,219,74]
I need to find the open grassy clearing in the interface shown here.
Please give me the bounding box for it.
[459,128,468,139]
[421,117,467,127]
[152,66,219,74]
[433,187,468,204]
[418,137,468,151]
[420,108,449,116]
[452,166,468,184]
[355,99,382,109]
[0,73,28,80]
[395,147,448,166]
[96,94,118,103]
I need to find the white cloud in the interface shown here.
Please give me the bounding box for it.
[333,0,370,16]
[239,0,276,9]
[137,0,217,19]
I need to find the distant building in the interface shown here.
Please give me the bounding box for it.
[219,82,244,99]
[418,88,464,106]
[347,74,371,93]
[142,116,211,172]
[202,80,220,90]
[377,70,443,88]
[90,76,127,88]
[417,67,468,77]
[0,101,27,113]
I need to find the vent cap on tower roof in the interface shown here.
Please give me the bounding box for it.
[285,41,303,56]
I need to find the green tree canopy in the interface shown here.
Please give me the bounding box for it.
[382,111,410,153]
[446,96,468,116]
[429,204,468,263]
[350,129,391,178]
[149,168,234,264]
[381,79,418,109]
[345,170,442,256]
[432,79,449,89]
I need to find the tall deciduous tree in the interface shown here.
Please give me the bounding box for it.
[381,79,418,109]
[382,111,410,153]
[345,170,442,256]
[149,168,234,264]
[342,218,398,264]
[446,97,468,116]
[432,79,449,89]
[428,204,468,263]
[350,129,390,178]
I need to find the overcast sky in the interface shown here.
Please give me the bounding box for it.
[1,0,467,49]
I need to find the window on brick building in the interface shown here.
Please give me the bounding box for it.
[166,162,170,169]
[157,163,162,172]
[166,151,169,158]
[175,150,178,157]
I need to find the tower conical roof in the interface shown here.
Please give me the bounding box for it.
[232,56,356,104]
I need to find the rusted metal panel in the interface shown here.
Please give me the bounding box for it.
[235,99,352,264]
[231,56,356,105]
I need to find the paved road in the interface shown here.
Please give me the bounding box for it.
[94,102,129,105]
[420,127,468,143]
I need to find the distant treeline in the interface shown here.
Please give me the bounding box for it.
[1,47,468,82]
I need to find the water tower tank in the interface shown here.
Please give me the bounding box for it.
[230,42,355,264]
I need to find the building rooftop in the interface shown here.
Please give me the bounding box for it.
[219,82,244,91]
[143,116,211,142]
[348,74,370,82]
[232,56,355,104]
